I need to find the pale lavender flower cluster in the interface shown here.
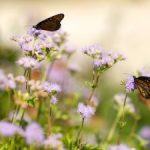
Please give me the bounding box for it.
[83,44,125,70]
[0,70,16,90]
[0,121,23,137]
[15,75,26,84]
[77,102,96,119]
[28,80,42,91]
[0,120,64,148]
[27,80,61,104]
[139,67,150,77]
[108,144,136,150]
[50,96,58,104]
[139,126,150,147]
[114,93,135,113]
[17,56,40,69]
[0,120,60,147]
[49,29,67,46]
[41,82,61,93]
[125,76,135,93]
[44,133,63,149]
[25,122,44,145]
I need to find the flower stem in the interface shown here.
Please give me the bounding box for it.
[106,108,122,143]
[87,71,100,102]
[37,100,42,121]
[47,98,52,135]
[19,109,25,127]
[76,117,85,144]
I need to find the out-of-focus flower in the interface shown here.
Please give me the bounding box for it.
[44,133,63,149]
[68,62,81,73]
[139,67,150,77]
[125,76,135,93]
[77,103,95,119]
[49,29,67,45]
[108,144,136,150]
[0,121,24,137]
[50,96,58,104]
[27,27,41,37]
[17,57,39,69]
[25,122,44,145]
[21,43,33,51]
[49,83,61,92]
[0,71,16,90]
[111,51,126,61]
[28,80,42,91]
[7,74,16,89]
[140,126,150,140]
[15,75,26,84]
[114,93,135,113]
[114,93,136,113]
[42,82,61,93]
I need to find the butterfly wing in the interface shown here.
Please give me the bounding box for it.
[34,13,64,31]
[134,76,150,99]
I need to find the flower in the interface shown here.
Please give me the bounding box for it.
[139,126,150,140]
[82,44,125,71]
[44,133,63,149]
[0,71,16,90]
[49,29,67,45]
[24,122,44,145]
[125,76,135,93]
[27,27,41,37]
[77,103,95,119]
[0,121,24,137]
[42,82,61,93]
[82,44,103,58]
[15,75,26,84]
[28,80,42,91]
[17,57,39,69]
[139,67,150,77]
[49,83,61,92]
[108,144,136,150]
[111,51,126,61]
[114,93,135,113]
[50,96,58,104]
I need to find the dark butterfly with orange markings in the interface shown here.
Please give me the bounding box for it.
[133,76,150,99]
[33,13,64,31]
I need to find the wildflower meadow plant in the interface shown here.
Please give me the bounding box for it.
[0,20,149,150]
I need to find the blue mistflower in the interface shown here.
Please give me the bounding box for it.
[125,76,135,93]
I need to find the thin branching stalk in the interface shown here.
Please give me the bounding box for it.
[87,71,100,102]
[47,97,52,135]
[76,117,85,145]
[106,108,122,143]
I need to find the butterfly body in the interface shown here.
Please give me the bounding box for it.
[33,13,64,31]
[133,76,150,99]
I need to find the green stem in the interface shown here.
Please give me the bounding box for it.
[87,72,100,102]
[11,105,20,123]
[37,100,42,121]
[19,109,25,127]
[122,93,128,121]
[106,108,122,143]
[45,60,56,81]
[47,98,52,135]
[76,117,85,144]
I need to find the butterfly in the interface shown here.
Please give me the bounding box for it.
[133,76,150,99]
[33,13,64,31]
